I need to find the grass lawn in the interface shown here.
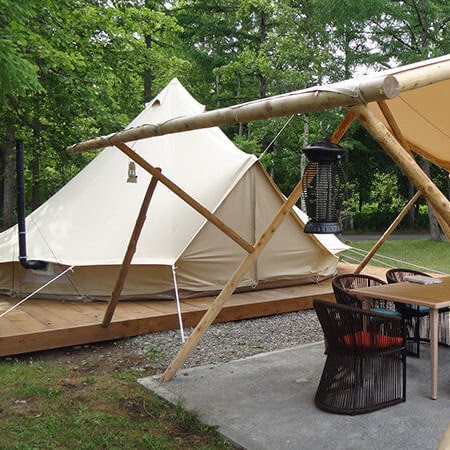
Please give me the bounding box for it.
[340,239,450,274]
[0,358,233,449]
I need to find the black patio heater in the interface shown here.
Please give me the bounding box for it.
[301,138,347,234]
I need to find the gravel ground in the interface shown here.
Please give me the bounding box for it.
[122,309,324,371]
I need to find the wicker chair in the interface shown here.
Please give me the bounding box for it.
[386,268,450,357]
[313,299,406,415]
[332,273,400,315]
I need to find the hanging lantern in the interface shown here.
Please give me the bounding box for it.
[302,138,347,234]
[127,161,137,183]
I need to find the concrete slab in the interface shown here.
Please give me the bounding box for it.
[138,342,450,450]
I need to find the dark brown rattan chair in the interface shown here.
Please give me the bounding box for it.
[386,268,450,357]
[313,299,406,415]
[332,273,400,316]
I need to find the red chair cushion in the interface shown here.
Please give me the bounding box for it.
[343,331,403,348]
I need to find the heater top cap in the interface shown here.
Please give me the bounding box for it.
[302,138,347,163]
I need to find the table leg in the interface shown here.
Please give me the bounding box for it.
[430,308,438,400]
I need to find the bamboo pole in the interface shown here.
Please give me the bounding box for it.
[350,104,450,229]
[67,76,399,155]
[355,190,422,273]
[392,57,450,92]
[115,143,255,254]
[102,171,160,327]
[160,164,317,382]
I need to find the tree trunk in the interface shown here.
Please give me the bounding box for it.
[269,140,277,180]
[236,75,244,136]
[421,158,444,240]
[406,178,415,228]
[0,138,4,224]
[215,72,221,108]
[258,10,266,99]
[32,149,40,210]
[2,128,16,228]
[143,35,153,103]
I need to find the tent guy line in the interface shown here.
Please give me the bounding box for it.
[0,265,74,318]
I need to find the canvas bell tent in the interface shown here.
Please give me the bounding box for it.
[0,78,347,300]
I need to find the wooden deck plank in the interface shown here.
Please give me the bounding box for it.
[1,309,47,334]
[0,282,328,357]
[0,263,385,358]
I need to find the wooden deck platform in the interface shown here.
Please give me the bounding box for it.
[0,263,387,357]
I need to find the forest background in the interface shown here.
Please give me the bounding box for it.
[1,0,449,238]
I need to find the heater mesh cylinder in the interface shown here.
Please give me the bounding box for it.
[301,139,347,234]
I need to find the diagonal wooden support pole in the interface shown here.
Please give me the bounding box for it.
[330,110,355,143]
[355,190,422,273]
[160,164,317,382]
[350,104,450,237]
[115,143,254,254]
[102,169,161,327]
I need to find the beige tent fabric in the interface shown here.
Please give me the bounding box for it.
[0,78,347,299]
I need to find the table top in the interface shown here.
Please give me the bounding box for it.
[351,276,450,309]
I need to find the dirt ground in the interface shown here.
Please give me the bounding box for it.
[4,338,154,376]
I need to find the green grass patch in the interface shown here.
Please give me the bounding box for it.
[0,360,233,449]
[341,239,450,273]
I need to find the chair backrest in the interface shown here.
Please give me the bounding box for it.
[386,268,430,284]
[313,299,404,353]
[332,273,386,308]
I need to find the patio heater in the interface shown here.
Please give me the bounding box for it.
[301,138,347,234]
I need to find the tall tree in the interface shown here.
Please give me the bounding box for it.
[0,0,187,227]
[0,0,43,227]
[370,0,449,238]
[0,1,42,103]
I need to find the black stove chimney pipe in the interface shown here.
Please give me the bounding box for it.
[16,140,47,270]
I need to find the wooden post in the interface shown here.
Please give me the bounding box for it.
[102,170,160,327]
[160,164,316,382]
[67,75,400,155]
[355,190,422,273]
[350,104,450,229]
[330,111,355,143]
[115,143,254,254]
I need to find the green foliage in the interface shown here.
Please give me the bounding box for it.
[0,0,189,223]
[145,345,165,361]
[0,0,42,102]
[0,0,448,231]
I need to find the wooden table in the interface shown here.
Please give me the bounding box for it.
[352,277,450,400]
